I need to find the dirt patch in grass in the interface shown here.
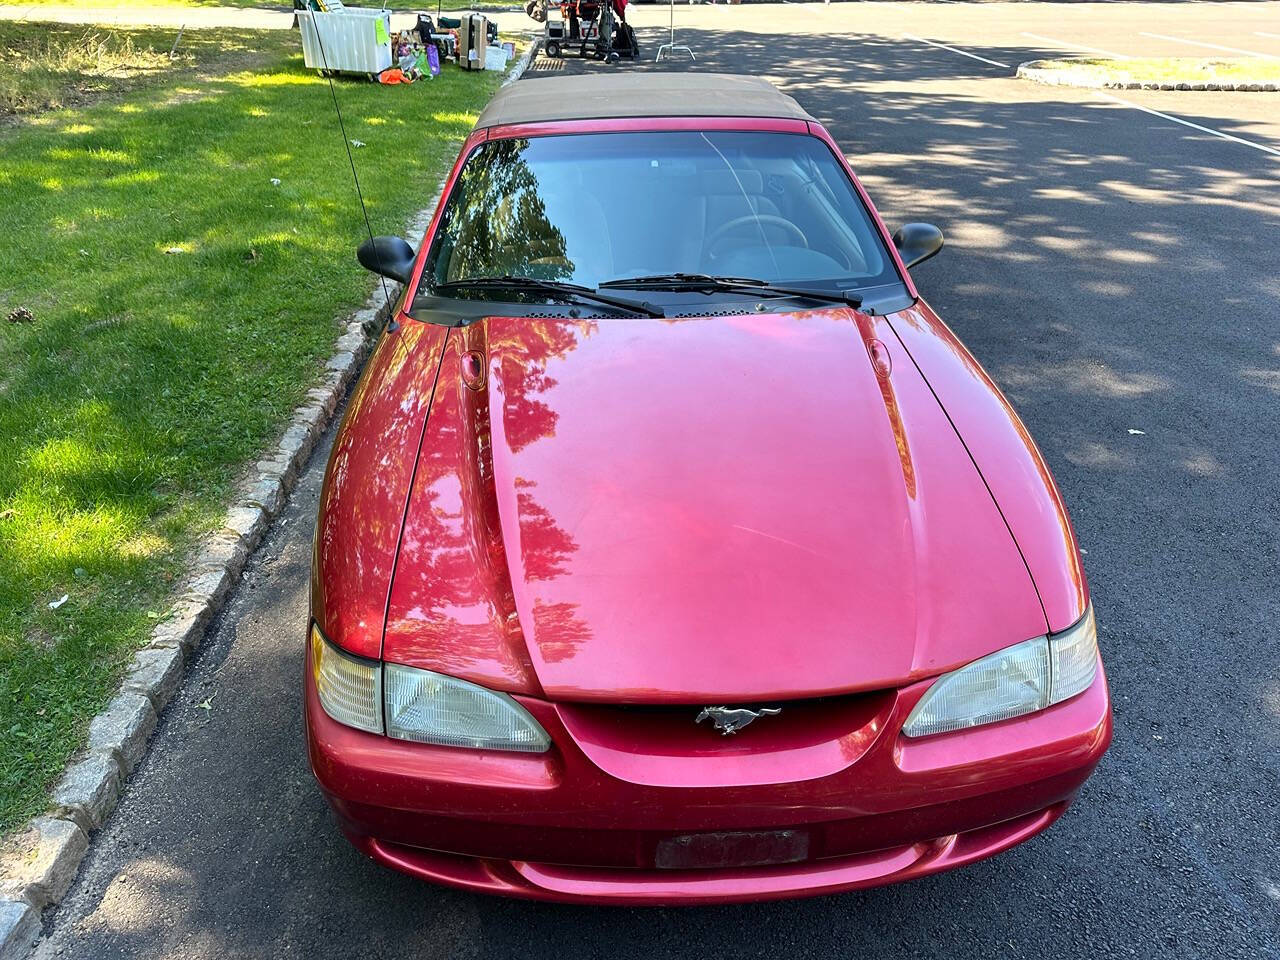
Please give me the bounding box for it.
[1,27,180,115]
[1019,57,1280,91]
[0,23,297,121]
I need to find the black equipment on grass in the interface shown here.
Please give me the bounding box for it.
[543,0,638,63]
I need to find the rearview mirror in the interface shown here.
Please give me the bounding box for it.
[357,235,416,285]
[892,223,944,270]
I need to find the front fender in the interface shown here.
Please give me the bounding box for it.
[886,302,1089,633]
[311,319,450,658]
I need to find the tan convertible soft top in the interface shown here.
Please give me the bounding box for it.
[474,73,815,129]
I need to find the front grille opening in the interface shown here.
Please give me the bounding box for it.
[557,688,896,755]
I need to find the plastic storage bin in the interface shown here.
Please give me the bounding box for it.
[484,43,510,71]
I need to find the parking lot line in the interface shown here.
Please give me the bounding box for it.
[1096,93,1280,158]
[902,34,1009,69]
[889,34,1276,160]
[1020,31,1131,60]
[1255,31,1280,40]
[1138,31,1279,60]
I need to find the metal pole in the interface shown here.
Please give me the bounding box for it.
[655,0,693,60]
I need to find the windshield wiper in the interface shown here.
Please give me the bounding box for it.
[598,273,862,308]
[434,276,664,318]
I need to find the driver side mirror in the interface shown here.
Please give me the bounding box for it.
[892,223,944,270]
[357,235,416,285]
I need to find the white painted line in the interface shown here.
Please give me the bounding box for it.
[1020,31,1131,60]
[1096,93,1280,158]
[902,34,1009,69]
[1138,31,1279,60]
[1254,31,1280,40]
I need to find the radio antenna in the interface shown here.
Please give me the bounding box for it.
[307,16,397,321]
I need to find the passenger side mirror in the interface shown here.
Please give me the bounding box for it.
[357,235,416,285]
[892,223,944,270]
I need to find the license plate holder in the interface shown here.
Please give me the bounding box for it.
[655,829,810,870]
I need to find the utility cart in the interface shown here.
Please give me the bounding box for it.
[543,0,637,62]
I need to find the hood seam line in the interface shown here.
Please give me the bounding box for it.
[883,314,1052,636]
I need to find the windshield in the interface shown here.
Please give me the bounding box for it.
[421,130,900,294]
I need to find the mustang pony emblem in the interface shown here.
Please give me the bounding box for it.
[696,705,782,735]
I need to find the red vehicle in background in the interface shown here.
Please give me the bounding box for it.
[305,74,1111,904]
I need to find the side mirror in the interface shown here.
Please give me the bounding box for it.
[892,223,944,270]
[357,235,416,285]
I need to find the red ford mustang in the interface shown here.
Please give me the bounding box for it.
[306,74,1111,904]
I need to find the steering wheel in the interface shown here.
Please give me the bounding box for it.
[706,214,809,258]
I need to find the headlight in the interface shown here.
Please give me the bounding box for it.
[310,624,551,751]
[902,606,1098,738]
[311,623,383,734]
[1048,604,1099,704]
[384,662,551,753]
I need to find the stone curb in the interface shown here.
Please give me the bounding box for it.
[1016,59,1280,92]
[0,901,38,960]
[0,41,539,960]
[0,819,87,911]
[504,35,540,89]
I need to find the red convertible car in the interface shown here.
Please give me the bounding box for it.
[306,74,1111,904]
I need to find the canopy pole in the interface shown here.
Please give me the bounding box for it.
[654,0,693,61]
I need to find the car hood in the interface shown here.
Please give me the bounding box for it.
[383,307,1047,703]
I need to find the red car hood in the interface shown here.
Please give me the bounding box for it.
[383,308,1047,703]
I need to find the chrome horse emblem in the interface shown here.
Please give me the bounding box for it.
[696,705,782,735]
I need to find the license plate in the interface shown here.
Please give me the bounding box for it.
[655,829,810,870]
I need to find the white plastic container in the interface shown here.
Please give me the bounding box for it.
[484,44,510,71]
[297,6,393,76]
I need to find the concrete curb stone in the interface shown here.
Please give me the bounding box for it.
[121,646,186,712]
[147,599,210,655]
[243,474,286,516]
[180,564,234,611]
[295,404,328,438]
[50,755,121,835]
[0,39,540,959]
[325,351,358,381]
[255,457,296,488]
[0,819,88,910]
[306,385,339,418]
[222,505,267,545]
[87,692,157,775]
[0,900,38,960]
[194,533,250,583]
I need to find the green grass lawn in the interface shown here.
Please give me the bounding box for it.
[0,21,514,835]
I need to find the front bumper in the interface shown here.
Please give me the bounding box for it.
[306,646,1111,905]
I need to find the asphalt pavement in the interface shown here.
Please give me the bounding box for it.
[31,4,1280,958]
